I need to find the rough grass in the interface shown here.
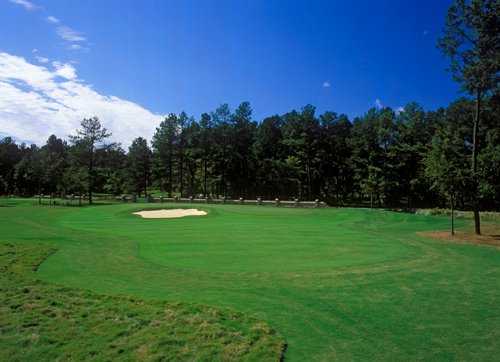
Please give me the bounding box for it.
[0,242,284,361]
[416,208,500,221]
[419,223,500,248]
[1,199,500,360]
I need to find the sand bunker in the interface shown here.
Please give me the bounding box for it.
[133,209,207,219]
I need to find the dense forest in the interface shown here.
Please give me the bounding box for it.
[1,96,499,211]
[1,0,498,237]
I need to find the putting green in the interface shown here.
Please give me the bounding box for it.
[55,205,416,273]
[2,201,500,361]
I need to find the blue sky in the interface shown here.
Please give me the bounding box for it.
[0,0,461,145]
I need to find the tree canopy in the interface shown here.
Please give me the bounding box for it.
[1,97,499,218]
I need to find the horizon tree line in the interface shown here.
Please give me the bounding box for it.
[1,96,499,211]
[0,0,498,236]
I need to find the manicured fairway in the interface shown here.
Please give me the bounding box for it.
[1,200,500,360]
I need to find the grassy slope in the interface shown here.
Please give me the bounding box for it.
[1,199,500,360]
[0,219,284,360]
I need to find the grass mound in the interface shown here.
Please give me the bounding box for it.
[0,243,285,361]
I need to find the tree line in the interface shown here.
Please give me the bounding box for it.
[0,0,498,235]
[1,96,499,209]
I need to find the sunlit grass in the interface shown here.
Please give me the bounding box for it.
[1,200,499,360]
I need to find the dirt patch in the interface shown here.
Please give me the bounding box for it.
[418,224,500,248]
[133,209,207,219]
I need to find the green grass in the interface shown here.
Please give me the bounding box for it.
[1,200,500,361]
[0,243,284,361]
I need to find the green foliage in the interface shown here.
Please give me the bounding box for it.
[438,0,500,233]
[69,117,112,204]
[152,114,180,196]
[438,0,499,94]
[1,98,500,209]
[425,118,471,200]
[128,137,152,196]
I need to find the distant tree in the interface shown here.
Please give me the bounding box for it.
[393,103,434,208]
[1,94,499,211]
[211,104,234,197]
[183,120,202,197]
[230,102,257,197]
[254,115,285,199]
[40,135,67,195]
[350,108,396,207]
[128,137,152,197]
[360,165,384,209]
[438,0,500,234]
[176,112,190,197]
[61,166,87,197]
[69,117,111,204]
[318,112,353,205]
[425,122,470,235]
[152,114,179,197]
[282,105,320,200]
[14,144,44,196]
[199,113,213,197]
[96,144,127,196]
[477,95,500,209]
[0,137,22,195]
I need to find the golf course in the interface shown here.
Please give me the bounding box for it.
[1,199,499,361]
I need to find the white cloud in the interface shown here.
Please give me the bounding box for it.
[8,0,38,11]
[52,61,77,80]
[35,55,49,63]
[322,81,331,88]
[56,26,86,42]
[68,44,84,51]
[47,15,60,24]
[374,98,384,110]
[395,106,405,115]
[0,52,161,147]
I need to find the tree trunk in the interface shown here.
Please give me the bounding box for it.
[407,183,411,210]
[203,159,207,197]
[189,165,195,197]
[88,145,93,205]
[179,153,184,197]
[306,160,312,201]
[471,90,481,235]
[450,194,455,236]
[168,155,173,198]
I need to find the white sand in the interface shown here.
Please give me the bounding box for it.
[133,209,207,219]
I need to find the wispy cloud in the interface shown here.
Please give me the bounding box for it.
[8,0,38,11]
[374,98,384,110]
[68,44,85,51]
[46,15,60,24]
[0,52,160,146]
[10,0,89,51]
[322,81,331,88]
[35,55,49,64]
[395,106,405,115]
[56,26,86,42]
